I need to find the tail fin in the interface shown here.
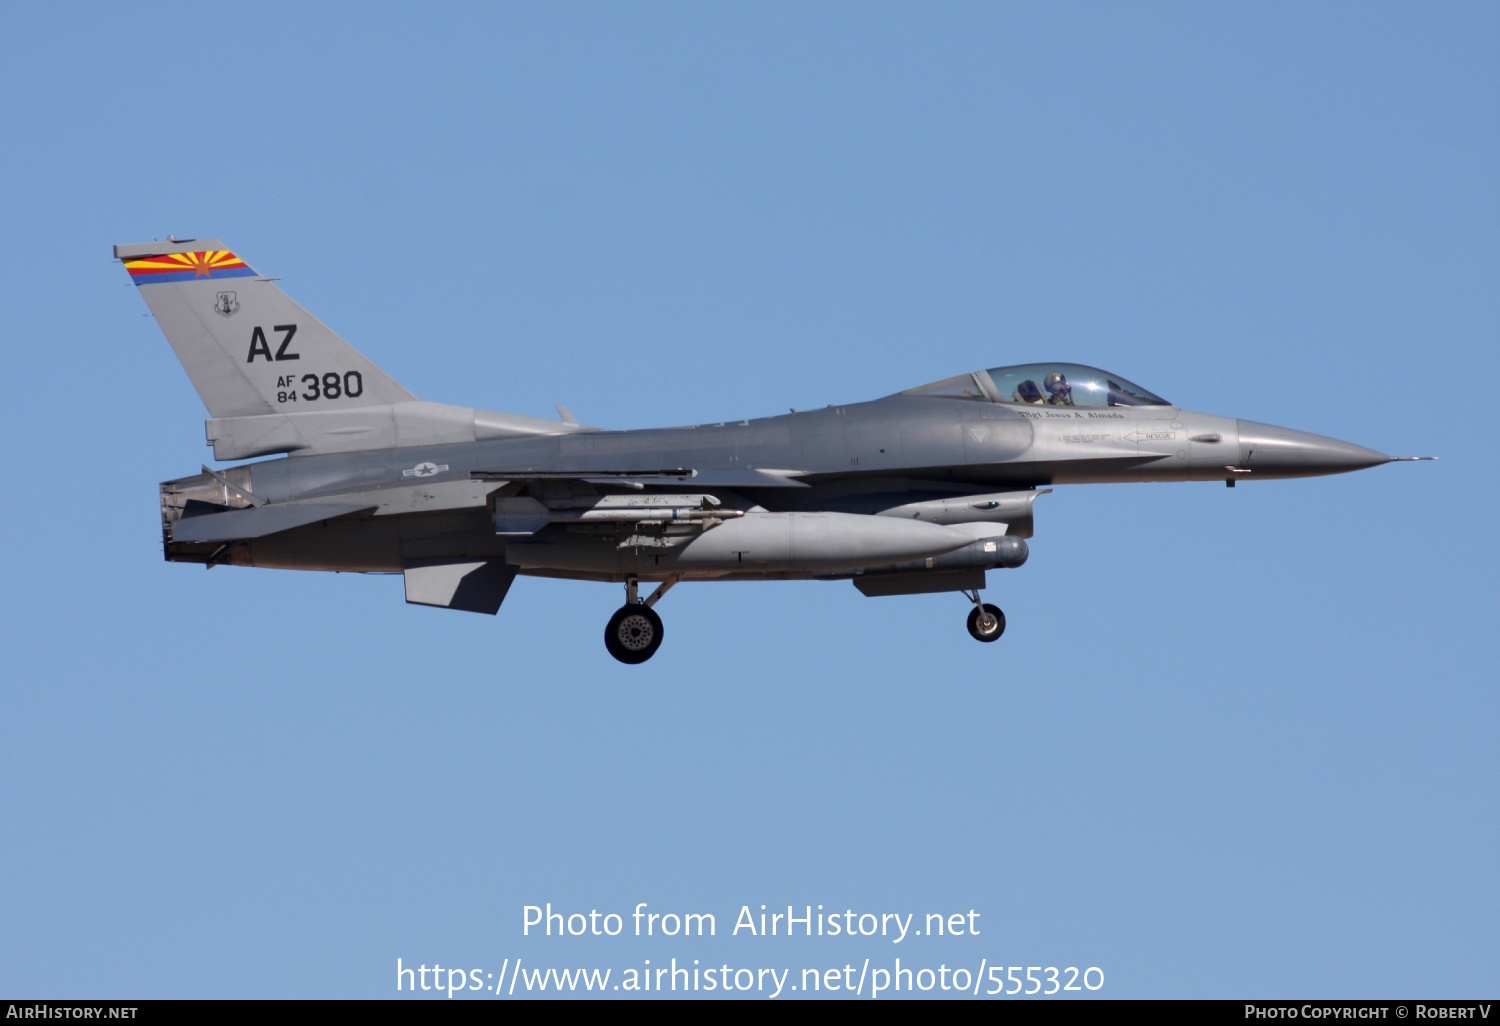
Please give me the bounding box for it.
[115,238,415,418]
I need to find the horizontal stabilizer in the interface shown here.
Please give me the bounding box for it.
[171,502,374,543]
[403,558,517,614]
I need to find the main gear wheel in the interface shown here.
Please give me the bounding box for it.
[605,604,665,664]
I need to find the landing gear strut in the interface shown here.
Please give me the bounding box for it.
[604,577,678,664]
[963,589,1005,643]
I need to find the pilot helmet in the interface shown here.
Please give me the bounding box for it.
[1043,372,1071,397]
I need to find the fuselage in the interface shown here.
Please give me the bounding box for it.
[160,391,1390,579]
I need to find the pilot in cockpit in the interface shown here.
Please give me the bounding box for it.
[1044,372,1074,406]
[1012,379,1045,404]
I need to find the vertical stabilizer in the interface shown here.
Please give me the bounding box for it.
[115,239,415,419]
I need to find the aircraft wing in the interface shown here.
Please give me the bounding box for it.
[170,503,375,544]
[470,468,810,488]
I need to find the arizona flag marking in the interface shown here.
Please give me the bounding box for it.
[124,249,256,285]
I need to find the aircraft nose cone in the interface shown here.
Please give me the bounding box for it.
[1236,420,1390,478]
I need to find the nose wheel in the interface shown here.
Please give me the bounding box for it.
[963,590,1005,642]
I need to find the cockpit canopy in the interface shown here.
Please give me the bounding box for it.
[902,363,1170,408]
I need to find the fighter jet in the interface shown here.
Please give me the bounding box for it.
[118,239,1432,663]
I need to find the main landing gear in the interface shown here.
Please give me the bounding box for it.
[605,577,678,664]
[963,589,1005,643]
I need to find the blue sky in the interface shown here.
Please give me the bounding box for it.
[0,2,1494,999]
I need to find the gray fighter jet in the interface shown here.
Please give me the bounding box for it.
[119,239,1432,663]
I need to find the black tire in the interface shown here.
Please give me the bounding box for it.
[605,604,665,664]
[966,603,1005,642]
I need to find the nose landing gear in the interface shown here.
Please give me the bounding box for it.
[963,590,1005,642]
[604,577,678,664]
